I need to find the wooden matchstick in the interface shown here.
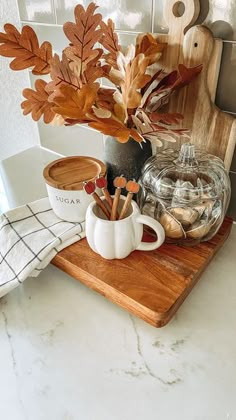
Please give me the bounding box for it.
[118,180,140,220]
[110,176,127,221]
[83,181,111,220]
[95,176,113,209]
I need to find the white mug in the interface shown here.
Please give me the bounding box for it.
[86,196,165,260]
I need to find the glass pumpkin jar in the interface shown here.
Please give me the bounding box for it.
[138,143,231,245]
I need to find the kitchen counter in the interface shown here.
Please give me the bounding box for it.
[0,147,236,420]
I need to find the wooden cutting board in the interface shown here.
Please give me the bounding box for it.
[52,218,233,328]
[156,0,236,170]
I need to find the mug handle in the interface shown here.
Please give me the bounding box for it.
[136,214,165,251]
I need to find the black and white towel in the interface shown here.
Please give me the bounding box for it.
[0,197,85,298]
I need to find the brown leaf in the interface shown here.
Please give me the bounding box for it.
[149,112,184,125]
[92,106,112,118]
[107,66,125,86]
[63,3,104,86]
[173,64,203,89]
[114,103,126,122]
[0,24,52,75]
[53,83,99,120]
[141,69,163,96]
[104,50,152,118]
[84,57,104,83]
[64,47,104,85]
[21,79,55,123]
[132,111,189,146]
[143,64,202,112]
[97,87,116,111]
[123,54,151,109]
[155,70,178,91]
[100,19,121,67]
[111,90,126,122]
[46,53,81,101]
[146,90,172,112]
[135,33,166,65]
[155,65,202,93]
[88,117,143,143]
[63,3,103,69]
[106,44,135,87]
[100,19,121,72]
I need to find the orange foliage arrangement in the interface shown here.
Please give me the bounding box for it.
[0,2,202,145]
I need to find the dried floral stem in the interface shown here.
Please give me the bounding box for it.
[0,2,202,145]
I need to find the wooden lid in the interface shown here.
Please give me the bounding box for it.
[43,156,106,191]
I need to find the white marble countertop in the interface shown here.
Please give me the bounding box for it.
[0,147,236,420]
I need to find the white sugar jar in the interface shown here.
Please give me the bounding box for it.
[43,156,106,222]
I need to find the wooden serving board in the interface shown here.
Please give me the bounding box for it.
[52,217,233,328]
[156,0,236,170]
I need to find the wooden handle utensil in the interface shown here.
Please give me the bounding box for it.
[83,181,111,220]
[95,176,113,209]
[110,176,127,221]
[119,180,140,220]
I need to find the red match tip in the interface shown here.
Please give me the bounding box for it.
[95,177,107,189]
[83,181,95,195]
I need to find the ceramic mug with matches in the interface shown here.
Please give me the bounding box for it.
[86,196,165,259]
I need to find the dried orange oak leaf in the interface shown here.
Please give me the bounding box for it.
[65,48,104,86]
[0,24,52,75]
[63,3,103,83]
[46,53,80,101]
[89,118,143,143]
[100,19,121,68]
[100,19,121,57]
[135,33,166,65]
[53,83,99,120]
[21,79,55,123]
[123,54,151,109]
[96,87,116,111]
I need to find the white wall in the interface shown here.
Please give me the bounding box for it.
[0,0,40,161]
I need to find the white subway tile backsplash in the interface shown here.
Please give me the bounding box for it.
[28,23,68,55]
[153,0,168,34]
[17,0,55,24]
[54,0,83,24]
[54,0,152,32]
[215,42,236,114]
[117,32,138,48]
[197,0,236,42]
[38,122,104,160]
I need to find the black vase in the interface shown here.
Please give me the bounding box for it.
[104,136,152,194]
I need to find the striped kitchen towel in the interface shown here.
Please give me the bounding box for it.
[0,197,85,298]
